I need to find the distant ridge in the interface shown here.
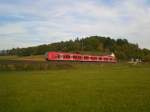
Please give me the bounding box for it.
[2,36,150,61]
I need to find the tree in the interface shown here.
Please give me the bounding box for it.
[5,36,150,61]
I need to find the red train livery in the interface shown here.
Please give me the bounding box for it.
[45,52,117,63]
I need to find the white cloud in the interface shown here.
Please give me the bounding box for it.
[0,23,27,35]
[0,0,150,50]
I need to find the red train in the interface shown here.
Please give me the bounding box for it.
[45,52,117,63]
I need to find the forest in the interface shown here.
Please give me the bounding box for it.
[1,36,150,61]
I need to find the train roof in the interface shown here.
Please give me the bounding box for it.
[47,51,115,57]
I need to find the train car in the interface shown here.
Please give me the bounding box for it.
[45,52,117,63]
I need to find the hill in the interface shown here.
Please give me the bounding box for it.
[2,36,150,61]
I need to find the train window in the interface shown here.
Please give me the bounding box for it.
[78,56,81,59]
[91,57,97,60]
[66,55,70,58]
[94,57,97,60]
[57,55,61,59]
[73,56,77,59]
[63,55,67,59]
[104,58,108,61]
[99,57,102,60]
[84,56,89,59]
[63,55,70,59]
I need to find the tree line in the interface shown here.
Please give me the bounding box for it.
[1,36,150,61]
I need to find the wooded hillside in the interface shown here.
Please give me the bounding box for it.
[2,36,150,61]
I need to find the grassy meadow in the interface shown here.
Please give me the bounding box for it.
[0,56,150,112]
[0,55,45,61]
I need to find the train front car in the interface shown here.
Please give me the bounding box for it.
[45,52,59,61]
[46,52,77,61]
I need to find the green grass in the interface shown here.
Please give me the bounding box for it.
[0,56,18,61]
[0,64,150,112]
[0,55,45,61]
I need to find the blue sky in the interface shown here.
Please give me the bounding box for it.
[0,0,150,50]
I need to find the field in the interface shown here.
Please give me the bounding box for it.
[0,55,45,61]
[0,56,150,112]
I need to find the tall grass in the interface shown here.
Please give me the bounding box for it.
[0,61,73,71]
[0,64,150,112]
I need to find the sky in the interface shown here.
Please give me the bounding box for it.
[0,0,150,50]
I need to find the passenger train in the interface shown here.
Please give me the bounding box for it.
[45,52,117,63]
